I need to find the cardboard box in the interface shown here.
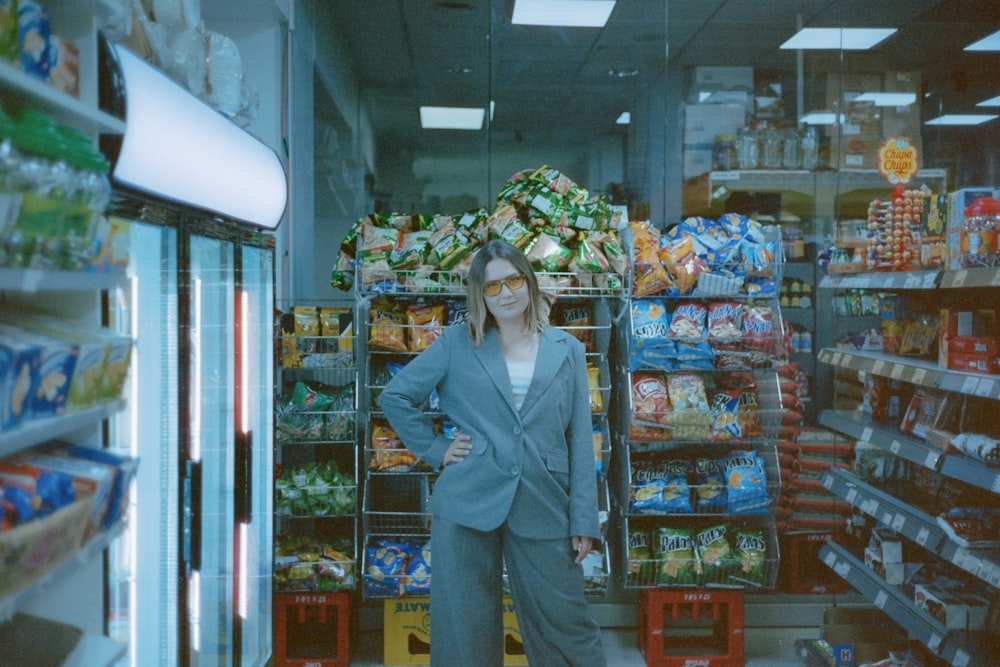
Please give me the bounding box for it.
[0,328,42,432]
[871,527,903,563]
[0,492,95,597]
[683,103,747,179]
[914,582,971,630]
[383,596,525,666]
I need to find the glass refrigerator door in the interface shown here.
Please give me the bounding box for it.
[187,234,237,664]
[237,243,275,666]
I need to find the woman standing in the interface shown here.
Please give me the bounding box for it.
[379,239,606,667]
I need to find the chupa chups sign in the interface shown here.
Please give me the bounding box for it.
[877,136,919,185]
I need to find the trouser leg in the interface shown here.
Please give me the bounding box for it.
[503,529,606,667]
[429,516,504,667]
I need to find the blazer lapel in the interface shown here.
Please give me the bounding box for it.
[521,327,569,410]
[472,328,519,415]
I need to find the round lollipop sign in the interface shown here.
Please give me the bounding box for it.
[877,136,919,185]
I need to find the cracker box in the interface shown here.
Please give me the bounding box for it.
[0,328,42,431]
[15,452,116,541]
[0,324,77,418]
[914,582,969,630]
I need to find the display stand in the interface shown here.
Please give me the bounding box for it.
[273,592,351,667]
[637,588,745,667]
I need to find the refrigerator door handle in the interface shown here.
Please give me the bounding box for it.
[235,429,252,523]
[184,459,203,573]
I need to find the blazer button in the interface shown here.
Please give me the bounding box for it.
[510,466,520,475]
[513,426,521,435]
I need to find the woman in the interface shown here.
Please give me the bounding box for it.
[379,239,606,667]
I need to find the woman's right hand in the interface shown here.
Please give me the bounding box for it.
[443,431,473,466]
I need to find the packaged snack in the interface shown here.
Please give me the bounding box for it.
[654,526,700,585]
[721,450,769,514]
[948,432,1000,466]
[729,528,767,586]
[587,363,603,413]
[667,303,708,340]
[666,373,711,440]
[406,302,446,353]
[936,507,1000,547]
[369,420,418,472]
[710,388,743,441]
[693,457,727,511]
[628,529,653,582]
[368,298,407,352]
[364,539,412,597]
[707,301,743,340]
[630,459,692,514]
[404,542,432,594]
[629,372,671,441]
[555,302,594,352]
[695,523,735,584]
[630,300,674,372]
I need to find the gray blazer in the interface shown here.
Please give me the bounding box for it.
[379,323,601,541]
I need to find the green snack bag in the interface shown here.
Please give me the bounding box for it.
[654,526,700,585]
[695,523,735,585]
[628,529,653,585]
[729,528,767,587]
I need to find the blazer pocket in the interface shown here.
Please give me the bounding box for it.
[545,452,570,474]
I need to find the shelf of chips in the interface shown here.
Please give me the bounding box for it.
[623,516,780,589]
[274,303,360,596]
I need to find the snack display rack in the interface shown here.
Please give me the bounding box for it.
[356,268,620,600]
[614,225,786,592]
[814,266,1000,666]
[273,304,359,595]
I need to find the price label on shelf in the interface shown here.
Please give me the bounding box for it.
[961,376,979,394]
[926,634,942,652]
[823,475,834,491]
[974,378,995,397]
[830,352,843,366]
[881,511,894,526]
[992,270,1000,287]
[902,274,916,289]
[890,439,901,454]
[891,513,906,532]
[912,368,927,385]
[951,548,970,572]
[953,650,970,667]
[925,450,939,469]
[922,272,938,288]
[872,360,886,375]
[890,364,904,380]
[834,561,851,578]
[867,499,880,517]
[916,527,930,546]
[846,488,858,505]
[823,551,837,568]
[874,590,888,609]
[861,427,873,442]
[951,270,968,288]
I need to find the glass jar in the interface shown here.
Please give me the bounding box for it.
[736,127,759,170]
[800,127,819,170]
[961,196,1000,268]
[762,126,783,169]
[781,128,800,169]
[712,134,735,171]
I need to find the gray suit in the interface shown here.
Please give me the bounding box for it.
[380,323,606,666]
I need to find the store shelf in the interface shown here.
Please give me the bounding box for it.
[818,348,1000,401]
[820,468,1000,590]
[0,269,130,293]
[0,520,127,624]
[0,62,126,135]
[939,268,1000,289]
[819,270,941,290]
[818,410,1000,494]
[819,541,992,667]
[0,400,128,459]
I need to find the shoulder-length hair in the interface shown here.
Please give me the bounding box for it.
[466,239,550,346]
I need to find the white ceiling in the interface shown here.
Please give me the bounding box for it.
[319,0,1000,159]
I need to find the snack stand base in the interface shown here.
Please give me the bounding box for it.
[273,592,352,667]
[637,588,745,667]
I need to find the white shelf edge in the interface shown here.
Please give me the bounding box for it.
[0,62,125,135]
[0,400,127,458]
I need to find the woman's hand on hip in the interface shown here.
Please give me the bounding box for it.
[443,431,473,466]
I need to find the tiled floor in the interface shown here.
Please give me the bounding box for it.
[347,626,812,665]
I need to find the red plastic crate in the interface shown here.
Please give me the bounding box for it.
[637,588,744,667]
[274,592,350,667]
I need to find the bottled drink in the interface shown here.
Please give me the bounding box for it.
[801,127,819,170]
[782,128,800,169]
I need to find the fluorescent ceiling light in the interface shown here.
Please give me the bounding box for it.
[855,92,916,106]
[420,106,486,130]
[512,0,615,28]
[978,95,1000,107]
[616,111,630,125]
[780,28,896,50]
[925,114,998,126]
[799,112,844,125]
[965,29,1000,51]
[108,43,287,229]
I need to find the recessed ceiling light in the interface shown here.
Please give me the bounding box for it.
[420,106,486,130]
[780,28,897,50]
[616,112,630,125]
[925,114,998,126]
[512,0,615,28]
[855,92,916,107]
[965,29,1000,51]
[799,112,845,125]
[977,95,1000,107]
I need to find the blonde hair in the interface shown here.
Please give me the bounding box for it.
[466,240,550,346]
